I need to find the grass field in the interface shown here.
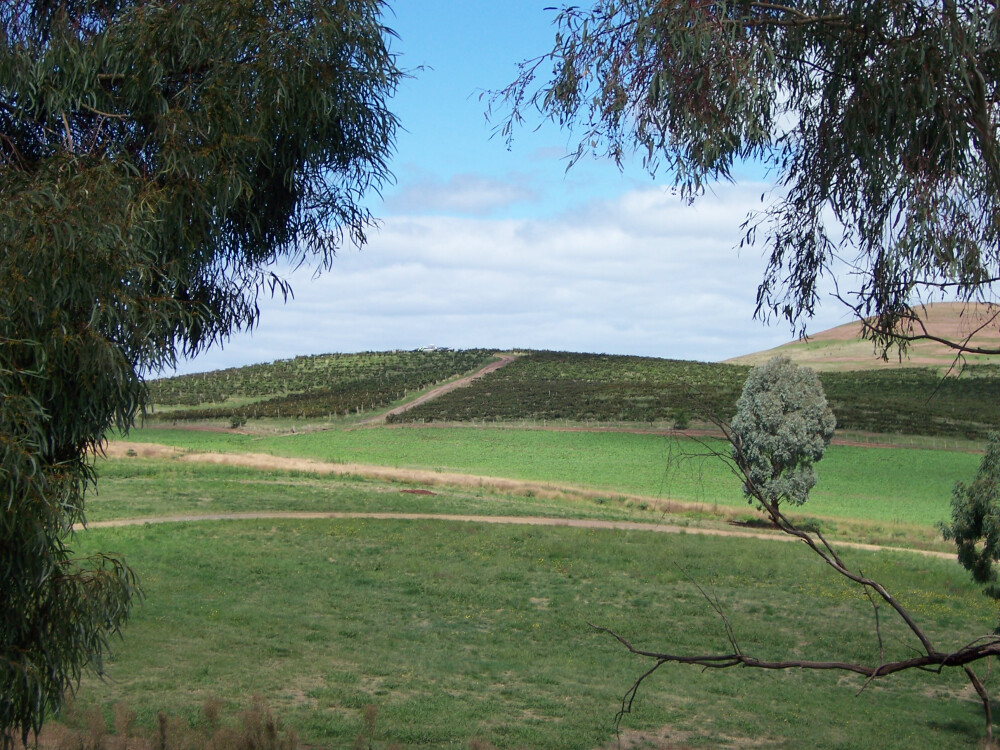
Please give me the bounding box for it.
[119,425,980,530]
[70,489,995,749]
[67,354,1000,750]
[23,319,1000,749]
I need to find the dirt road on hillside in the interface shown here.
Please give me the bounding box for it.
[100,441,955,560]
[357,354,517,426]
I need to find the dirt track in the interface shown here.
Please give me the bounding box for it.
[98,441,954,560]
[82,509,952,559]
[357,354,517,425]
[105,440,716,513]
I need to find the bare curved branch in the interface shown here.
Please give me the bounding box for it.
[595,392,999,741]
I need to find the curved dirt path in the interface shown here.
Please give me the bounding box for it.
[107,441,709,517]
[83,510,953,560]
[99,441,954,560]
[357,354,517,426]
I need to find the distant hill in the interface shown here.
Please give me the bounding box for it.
[147,349,498,421]
[147,347,1000,439]
[390,350,1000,440]
[726,302,1000,371]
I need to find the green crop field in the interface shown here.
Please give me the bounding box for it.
[144,349,1000,439]
[148,349,497,421]
[121,425,980,530]
[67,461,996,749]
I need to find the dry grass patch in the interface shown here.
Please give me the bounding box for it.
[21,698,300,750]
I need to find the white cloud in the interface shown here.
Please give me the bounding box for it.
[384,172,537,216]
[166,182,850,376]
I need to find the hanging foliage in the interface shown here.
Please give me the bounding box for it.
[495,1,1000,355]
[0,1,401,744]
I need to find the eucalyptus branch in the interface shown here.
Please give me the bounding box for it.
[0,133,27,170]
[740,5,850,28]
[835,292,1000,356]
[676,564,742,655]
[864,585,885,663]
[595,601,1000,735]
[768,502,939,655]
[80,103,127,120]
[746,2,842,22]
[856,606,920,697]
[908,275,1000,290]
[682,400,944,661]
[595,622,1000,678]
[60,113,74,152]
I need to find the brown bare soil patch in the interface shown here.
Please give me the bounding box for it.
[592,726,697,750]
[726,301,1000,371]
[101,442,184,459]
[591,725,775,750]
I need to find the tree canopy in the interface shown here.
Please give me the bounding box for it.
[730,356,835,510]
[0,1,400,745]
[495,1,1000,355]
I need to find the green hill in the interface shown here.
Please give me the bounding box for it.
[150,346,1000,440]
[388,350,1000,439]
[148,349,497,421]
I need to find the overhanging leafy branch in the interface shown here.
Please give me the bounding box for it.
[495,0,1000,357]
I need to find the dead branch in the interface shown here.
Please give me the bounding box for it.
[598,406,1000,743]
[965,665,993,745]
[594,622,1000,677]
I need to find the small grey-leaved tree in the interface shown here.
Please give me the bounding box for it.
[731,356,836,512]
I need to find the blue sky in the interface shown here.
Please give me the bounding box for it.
[167,2,852,375]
